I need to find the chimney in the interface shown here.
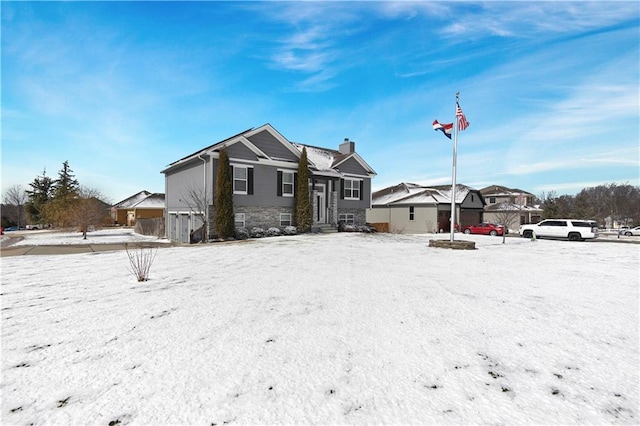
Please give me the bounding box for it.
[339,137,355,154]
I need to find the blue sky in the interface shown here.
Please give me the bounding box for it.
[2,1,638,204]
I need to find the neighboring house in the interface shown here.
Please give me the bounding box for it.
[161,123,376,242]
[480,185,542,230]
[111,191,165,226]
[366,182,485,234]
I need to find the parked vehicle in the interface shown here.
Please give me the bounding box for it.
[519,219,598,241]
[620,226,640,236]
[4,226,19,232]
[463,223,505,236]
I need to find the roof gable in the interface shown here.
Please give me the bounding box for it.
[245,126,300,162]
[162,123,376,179]
[372,183,483,206]
[480,184,535,197]
[113,190,151,208]
[131,193,165,209]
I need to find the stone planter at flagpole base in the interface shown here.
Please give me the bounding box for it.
[429,239,476,250]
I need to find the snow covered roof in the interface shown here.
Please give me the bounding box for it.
[372,183,478,206]
[131,193,165,209]
[485,202,542,212]
[428,185,471,204]
[480,185,535,197]
[113,191,151,209]
[113,192,165,210]
[291,143,376,177]
[163,124,375,178]
[295,144,337,171]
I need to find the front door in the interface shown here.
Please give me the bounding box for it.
[316,184,326,224]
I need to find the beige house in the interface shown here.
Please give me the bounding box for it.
[366,183,485,234]
[480,185,542,232]
[111,191,165,226]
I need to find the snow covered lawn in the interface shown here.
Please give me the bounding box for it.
[1,233,638,424]
[6,227,168,246]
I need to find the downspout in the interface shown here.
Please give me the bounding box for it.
[198,154,208,242]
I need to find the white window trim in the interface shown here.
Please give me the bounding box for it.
[280,213,292,227]
[339,213,355,224]
[282,170,295,197]
[234,213,245,228]
[232,164,250,195]
[343,178,361,201]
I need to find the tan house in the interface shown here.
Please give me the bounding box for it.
[480,185,542,232]
[111,191,165,226]
[366,183,485,234]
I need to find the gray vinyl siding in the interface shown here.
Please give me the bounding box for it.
[163,124,375,237]
[165,159,210,211]
[247,130,298,162]
[336,157,368,175]
[226,142,258,161]
[212,160,297,208]
[461,191,485,209]
[338,177,371,209]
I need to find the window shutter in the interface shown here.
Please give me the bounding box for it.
[340,179,344,199]
[359,180,364,200]
[277,171,283,196]
[248,168,254,195]
[293,173,298,197]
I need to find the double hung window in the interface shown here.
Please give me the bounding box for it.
[282,171,294,197]
[280,213,292,227]
[343,179,361,200]
[233,166,248,194]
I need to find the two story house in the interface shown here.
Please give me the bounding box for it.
[480,185,542,231]
[161,124,376,242]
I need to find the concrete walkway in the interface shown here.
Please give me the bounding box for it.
[0,241,171,257]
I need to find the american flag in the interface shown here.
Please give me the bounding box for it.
[456,103,469,131]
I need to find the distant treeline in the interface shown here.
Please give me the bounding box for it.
[540,183,640,227]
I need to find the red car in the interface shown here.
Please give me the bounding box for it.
[462,223,505,236]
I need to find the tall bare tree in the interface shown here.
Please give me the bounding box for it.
[182,184,210,243]
[3,185,27,228]
[71,187,109,239]
[492,202,522,244]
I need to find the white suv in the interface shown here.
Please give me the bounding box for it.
[519,219,598,241]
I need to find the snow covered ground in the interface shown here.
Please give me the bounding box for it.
[1,232,638,425]
[3,227,168,246]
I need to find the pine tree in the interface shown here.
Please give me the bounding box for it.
[52,160,79,200]
[214,147,235,239]
[48,161,80,227]
[295,146,312,232]
[25,169,54,225]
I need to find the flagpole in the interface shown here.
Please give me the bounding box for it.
[450,92,459,242]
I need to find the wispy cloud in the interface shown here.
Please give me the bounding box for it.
[439,2,638,39]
